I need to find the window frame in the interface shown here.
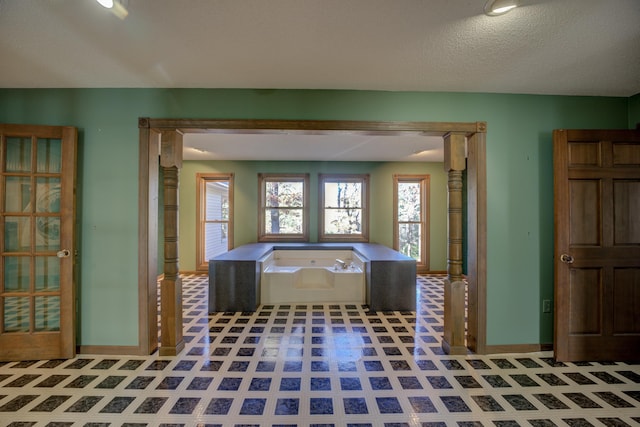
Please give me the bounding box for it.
[393,174,430,272]
[258,173,310,242]
[196,173,234,271]
[318,173,369,242]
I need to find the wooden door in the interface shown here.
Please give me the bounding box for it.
[0,124,77,361]
[554,129,640,362]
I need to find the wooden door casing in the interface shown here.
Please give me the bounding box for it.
[554,129,640,362]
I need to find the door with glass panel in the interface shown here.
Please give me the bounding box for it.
[394,174,429,273]
[0,124,77,361]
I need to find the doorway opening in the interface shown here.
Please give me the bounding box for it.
[138,119,487,355]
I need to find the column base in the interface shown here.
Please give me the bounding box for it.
[442,279,467,354]
[159,340,185,356]
[441,338,468,355]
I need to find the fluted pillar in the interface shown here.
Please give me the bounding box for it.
[159,130,185,356]
[442,133,467,355]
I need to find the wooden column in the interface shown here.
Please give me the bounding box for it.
[138,118,160,355]
[159,130,185,356]
[442,132,467,355]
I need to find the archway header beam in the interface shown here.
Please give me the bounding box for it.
[139,118,486,137]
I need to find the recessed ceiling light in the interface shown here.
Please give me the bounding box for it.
[484,0,518,16]
[96,0,114,8]
[95,0,128,19]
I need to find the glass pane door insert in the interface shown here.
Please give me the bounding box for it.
[2,136,63,334]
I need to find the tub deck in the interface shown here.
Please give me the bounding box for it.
[208,243,416,312]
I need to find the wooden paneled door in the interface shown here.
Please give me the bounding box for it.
[554,129,640,362]
[0,124,77,361]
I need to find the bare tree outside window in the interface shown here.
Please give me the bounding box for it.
[259,174,309,241]
[265,180,304,234]
[397,181,422,259]
[324,181,362,234]
[319,174,369,242]
[394,174,429,272]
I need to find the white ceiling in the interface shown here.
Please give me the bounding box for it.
[184,132,445,162]
[1,0,639,161]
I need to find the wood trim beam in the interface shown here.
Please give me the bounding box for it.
[78,345,146,355]
[146,118,486,136]
[138,119,159,356]
[159,130,185,356]
[466,132,487,354]
[484,343,553,354]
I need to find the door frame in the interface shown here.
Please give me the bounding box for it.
[137,118,488,355]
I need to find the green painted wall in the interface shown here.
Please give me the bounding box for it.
[630,94,640,128]
[178,161,448,272]
[0,88,631,347]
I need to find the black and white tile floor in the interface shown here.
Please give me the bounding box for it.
[1,275,639,427]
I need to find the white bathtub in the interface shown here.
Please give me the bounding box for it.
[260,250,365,304]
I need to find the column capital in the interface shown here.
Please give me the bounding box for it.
[443,132,466,172]
[161,130,184,169]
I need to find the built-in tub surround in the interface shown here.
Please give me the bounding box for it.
[261,250,366,304]
[209,243,416,312]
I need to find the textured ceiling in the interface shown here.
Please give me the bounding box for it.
[1,0,639,96]
[1,0,639,161]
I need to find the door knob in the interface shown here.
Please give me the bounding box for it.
[57,249,71,258]
[560,253,574,264]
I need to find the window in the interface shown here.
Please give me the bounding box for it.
[196,173,233,270]
[258,173,309,242]
[393,174,429,272]
[319,174,369,242]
